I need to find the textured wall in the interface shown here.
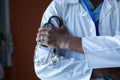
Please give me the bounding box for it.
[9,0,51,80]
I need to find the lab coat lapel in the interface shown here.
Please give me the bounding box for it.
[99,0,112,24]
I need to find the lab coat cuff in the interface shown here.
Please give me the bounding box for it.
[82,38,92,69]
[82,37,103,69]
[82,37,101,69]
[82,37,120,69]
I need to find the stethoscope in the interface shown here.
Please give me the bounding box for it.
[40,16,63,65]
[81,0,104,36]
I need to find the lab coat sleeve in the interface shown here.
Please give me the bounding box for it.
[82,1,120,69]
[34,1,91,80]
[34,45,91,80]
[82,35,120,69]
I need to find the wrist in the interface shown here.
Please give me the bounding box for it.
[59,35,71,49]
[62,36,84,53]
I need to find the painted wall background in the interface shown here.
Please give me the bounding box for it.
[9,0,51,80]
[0,0,13,80]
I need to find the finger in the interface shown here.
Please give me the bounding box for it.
[37,32,40,37]
[39,37,48,46]
[36,37,39,42]
[36,31,49,42]
[60,24,66,30]
[36,35,44,42]
[37,30,49,39]
[36,32,42,42]
[40,30,49,35]
[36,34,50,44]
[38,26,53,32]
[39,28,55,36]
[36,34,44,42]
[37,41,46,46]
[37,41,41,45]
[36,36,45,45]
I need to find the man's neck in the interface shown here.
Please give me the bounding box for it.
[90,0,102,8]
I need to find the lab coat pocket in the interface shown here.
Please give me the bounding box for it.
[34,45,50,65]
[48,58,90,79]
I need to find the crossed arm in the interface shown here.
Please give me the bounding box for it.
[36,25,84,53]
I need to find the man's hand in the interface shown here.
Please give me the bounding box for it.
[36,25,84,53]
[36,25,69,49]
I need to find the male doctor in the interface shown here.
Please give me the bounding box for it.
[34,0,120,80]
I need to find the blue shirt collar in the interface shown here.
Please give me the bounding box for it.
[81,0,103,21]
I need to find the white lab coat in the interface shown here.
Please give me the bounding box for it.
[34,0,120,80]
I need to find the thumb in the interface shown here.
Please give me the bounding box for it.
[60,24,68,34]
[60,24,67,30]
[58,17,68,32]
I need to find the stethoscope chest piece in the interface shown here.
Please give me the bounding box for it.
[49,54,60,65]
